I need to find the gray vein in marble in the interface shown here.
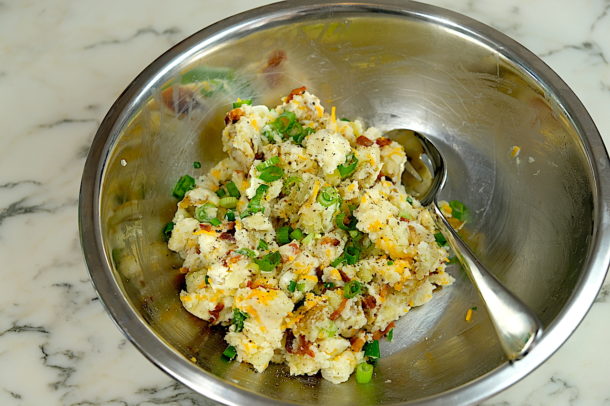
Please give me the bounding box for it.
[40,344,80,391]
[83,27,182,50]
[539,41,608,64]
[0,180,41,189]
[0,323,49,336]
[0,197,77,227]
[38,118,98,129]
[592,2,610,30]
[3,390,21,400]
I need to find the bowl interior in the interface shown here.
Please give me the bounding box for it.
[92,3,596,405]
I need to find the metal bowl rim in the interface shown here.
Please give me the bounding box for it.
[78,1,610,405]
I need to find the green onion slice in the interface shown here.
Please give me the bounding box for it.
[172,175,195,199]
[288,280,297,292]
[162,222,175,242]
[215,188,227,198]
[242,184,269,217]
[290,228,304,241]
[355,362,374,384]
[273,111,297,133]
[363,339,380,359]
[335,213,357,231]
[254,251,281,272]
[387,329,394,342]
[225,181,241,198]
[257,239,269,251]
[324,282,335,289]
[317,187,341,207]
[344,244,361,265]
[406,196,414,204]
[276,226,292,245]
[223,345,237,360]
[293,127,314,145]
[282,176,301,194]
[219,196,238,209]
[235,248,256,258]
[343,280,363,298]
[449,200,469,221]
[232,309,249,332]
[193,161,201,169]
[225,210,236,221]
[258,166,284,182]
[337,153,359,179]
[195,202,221,225]
[256,156,280,171]
[434,232,447,247]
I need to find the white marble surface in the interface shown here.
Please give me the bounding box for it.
[0,0,609,405]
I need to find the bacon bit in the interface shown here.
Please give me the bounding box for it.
[285,329,296,353]
[224,108,245,125]
[209,303,224,324]
[375,137,392,147]
[199,224,213,231]
[320,236,340,246]
[255,152,264,160]
[219,232,234,241]
[286,86,306,102]
[362,295,377,310]
[350,336,366,352]
[225,221,235,230]
[161,86,199,115]
[356,135,374,147]
[372,322,395,340]
[330,298,348,321]
[399,217,409,222]
[296,336,315,358]
[178,267,190,274]
[338,270,351,282]
[195,247,201,254]
[315,267,324,281]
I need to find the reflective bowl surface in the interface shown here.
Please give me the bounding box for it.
[79,1,610,405]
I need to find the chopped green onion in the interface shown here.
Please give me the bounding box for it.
[262,126,280,144]
[232,98,252,108]
[225,181,241,198]
[219,196,238,209]
[257,239,268,251]
[222,345,237,360]
[343,280,363,298]
[193,161,201,169]
[242,184,268,217]
[356,362,373,383]
[232,309,249,332]
[288,280,297,292]
[256,156,280,171]
[317,187,341,207]
[434,232,447,247]
[363,339,380,359]
[335,213,357,231]
[282,176,302,194]
[225,210,236,222]
[471,306,478,311]
[326,322,338,337]
[277,226,292,245]
[273,111,297,133]
[340,117,351,122]
[387,260,394,266]
[293,127,314,145]
[399,211,413,220]
[255,251,281,272]
[449,200,469,221]
[290,228,304,241]
[301,233,314,245]
[235,248,256,257]
[349,230,363,241]
[337,153,359,179]
[215,188,227,198]
[324,282,335,289]
[172,175,195,199]
[204,275,210,284]
[387,329,394,342]
[344,244,361,265]
[297,282,307,292]
[331,255,344,268]
[448,255,459,264]
[195,203,221,225]
[258,166,284,182]
[162,222,175,242]
[406,196,414,204]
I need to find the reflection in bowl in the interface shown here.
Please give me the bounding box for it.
[79,1,610,405]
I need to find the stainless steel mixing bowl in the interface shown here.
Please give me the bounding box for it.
[79,1,610,405]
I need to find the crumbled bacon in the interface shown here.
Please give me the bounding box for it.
[224,108,245,125]
[350,336,365,352]
[372,322,395,340]
[375,137,392,147]
[356,135,374,147]
[286,86,306,102]
[225,221,235,230]
[255,152,265,160]
[219,232,234,241]
[285,329,296,353]
[209,303,224,324]
[296,336,315,358]
[320,236,340,246]
[330,298,348,321]
[362,295,377,310]
[199,224,213,231]
[338,270,351,282]
[285,330,314,357]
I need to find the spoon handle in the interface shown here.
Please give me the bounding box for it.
[431,201,543,361]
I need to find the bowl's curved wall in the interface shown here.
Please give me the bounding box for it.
[80,2,610,405]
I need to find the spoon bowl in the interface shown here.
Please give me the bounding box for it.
[386,129,544,361]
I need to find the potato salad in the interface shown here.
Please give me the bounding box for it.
[165,87,454,384]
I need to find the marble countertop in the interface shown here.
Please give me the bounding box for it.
[1,0,609,405]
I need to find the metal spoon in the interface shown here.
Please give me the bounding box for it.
[385,129,543,361]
